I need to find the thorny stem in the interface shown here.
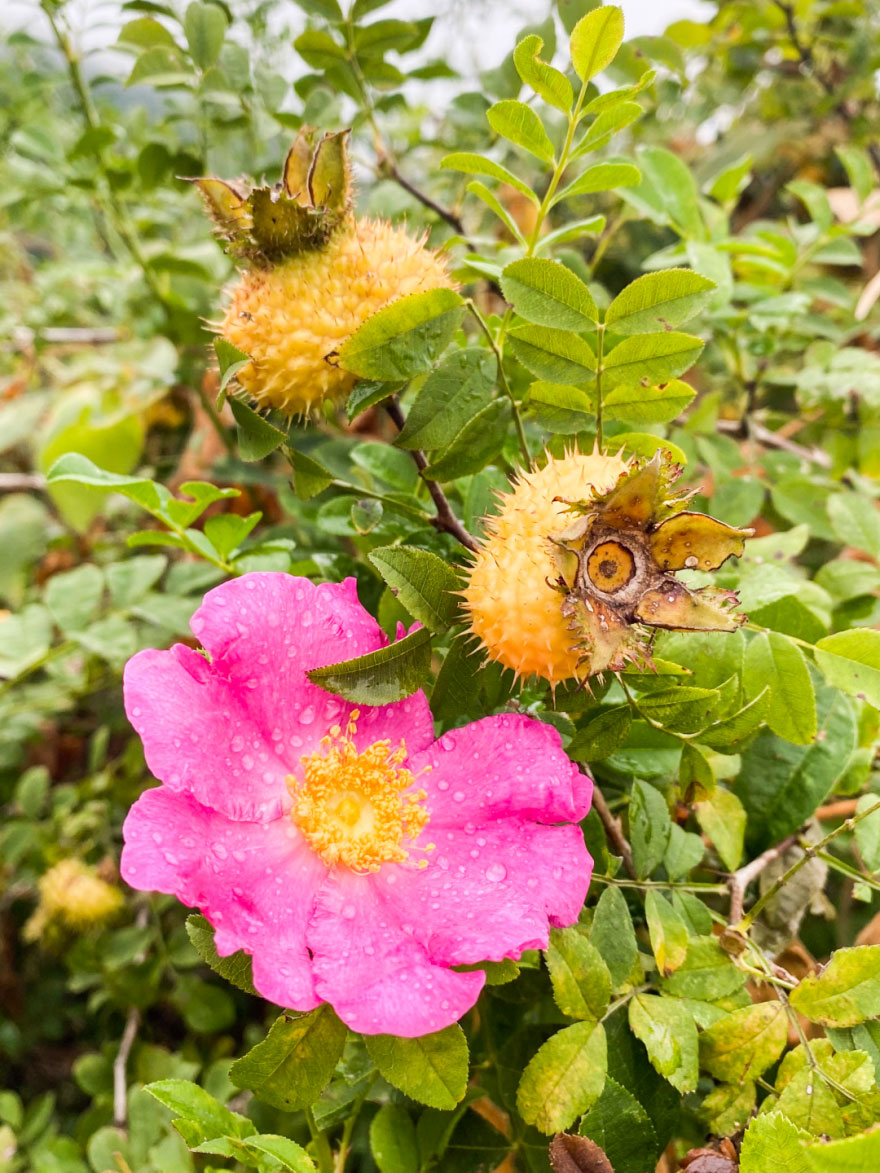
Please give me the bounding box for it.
[584,768,637,880]
[384,399,479,551]
[42,4,235,455]
[737,799,880,931]
[466,300,531,465]
[772,0,880,181]
[727,828,805,925]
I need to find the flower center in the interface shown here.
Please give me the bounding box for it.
[288,711,431,873]
[587,540,635,594]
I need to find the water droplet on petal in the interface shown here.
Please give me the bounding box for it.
[485,863,507,882]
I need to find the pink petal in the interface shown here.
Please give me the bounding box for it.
[378,820,591,965]
[124,574,434,822]
[121,785,325,1012]
[307,869,485,1037]
[411,713,591,827]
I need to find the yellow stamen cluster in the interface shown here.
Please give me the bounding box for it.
[289,711,431,873]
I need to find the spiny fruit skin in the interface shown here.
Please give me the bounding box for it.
[222,219,454,415]
[463,451,627,684]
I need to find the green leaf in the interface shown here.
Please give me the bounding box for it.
[487,100,555,164]
[214,337,250,400]
[699,1002,788,1082]
[805,1129,880,1172]
[545,928,612,1020]
[855,794,880,873]
[629,779,672,878]
[554,160,641,204]
[744,632,817,746]
[185,915,257,996]
[790,946,880,1028]
[695,787,746,872]
[338,290,464,381]
[579,1076,659,1173]
[306,627,431,704]
[635,145,703,237]
[513,34,573,112]
[368,545,459,633]
[517,1020,607,1133]
[787,179,833,231]
[369,1104,419,1173]
[815,630,880,709]
[628,994,699,1092]
[440,152,537,202]
[365,1025,468,1110]
[836,145,875,205]
[603,379,695,425]
[421,398,511,481]
[501,257,598,331]
[590,886,638,988]
[184,1,226,69]
[294,28,346,69]
[241,1134,315,1172]
[45,564,104,633]
[146,1078,254,1142]
[699,687,770,752]
[639,686,719,734]
[395,350,496,453]
[203,512,261,560]
[289,449,334,500]
[605,269,715,336]
[645,891,689,976]
[229,1006,347,1111]
[663,823,704,880]
[737,684,856,846]
[536,215,607,252]
[828,491,880,559]
[508,324,596,383]
[45,453,172,518]
[603,331,704,387]
[527,380,596,434]
[570,5,624,83]
[575,103,643,157]
[467,181,527,244]
[739,1112,812,1173]
[229,398,287,462]
[661,936,745,1001]
[118,18,179,50]
[568,705,631,761]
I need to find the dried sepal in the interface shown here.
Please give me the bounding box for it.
[189,177,251,241]
[651,511,751,572]
[635,582,745,632]
[194,127,354,263]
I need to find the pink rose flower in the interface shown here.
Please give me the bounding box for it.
[121,573,593,1037]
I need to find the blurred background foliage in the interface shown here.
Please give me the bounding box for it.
[4,0,880,1170]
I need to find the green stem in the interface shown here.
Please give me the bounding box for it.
[467,300,530,464]
[525,76,591,257]
[591,875,729,894]
[333,1086,370,1173]
[739,799,880,930]
[595,323,605,450]
[307,1108,334,1173]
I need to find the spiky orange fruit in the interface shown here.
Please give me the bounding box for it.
[194,128,454,416]
[463,451,627,684]
[222,220,453,415]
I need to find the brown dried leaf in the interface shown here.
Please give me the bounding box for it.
[549,1133,614,1173]
[651,512,751,572]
